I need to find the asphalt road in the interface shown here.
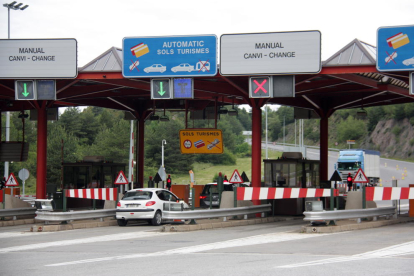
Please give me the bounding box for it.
[0,220,413,275]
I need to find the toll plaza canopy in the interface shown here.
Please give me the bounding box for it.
[0,37,413,199]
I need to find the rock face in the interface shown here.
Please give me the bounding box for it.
[368,118,414,159]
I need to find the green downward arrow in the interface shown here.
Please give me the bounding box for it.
[158,82,166,96]
[22,83,29,97]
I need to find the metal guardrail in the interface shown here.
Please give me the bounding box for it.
[35,209,116,223]
[35,204,271,224]
[0,207,37,220]
[303,207,396,223]
[263,142,340,152]
[163,204,271,220]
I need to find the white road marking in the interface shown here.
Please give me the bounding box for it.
[46,232,332,267]
[278,240,414,268]
[0,231,175,254]
[0,231,54,239]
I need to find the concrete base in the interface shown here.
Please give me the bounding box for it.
[220,191,254,219]
[2,195,32,209]
[345,191,377,209]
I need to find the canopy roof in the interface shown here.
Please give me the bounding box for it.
[0,39,412,118]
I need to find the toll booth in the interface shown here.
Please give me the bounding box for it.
[62,156,126,209]
[263,152,320,215]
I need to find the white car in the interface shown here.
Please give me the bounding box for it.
[144,64,166,73]
[171,63,194,72]
[116,188,189,226]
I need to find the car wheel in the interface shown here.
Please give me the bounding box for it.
[117,219,128,226]
[151,211,162,226]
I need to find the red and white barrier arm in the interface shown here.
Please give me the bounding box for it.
[237,187,338,201]
[366,187,414,201]
[65,188,118,200]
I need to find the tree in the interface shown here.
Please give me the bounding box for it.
[337,116,367,142]
[47,123,80,186]
[86,119,130,163]
[58,107,83,138]
[144,118,193,174]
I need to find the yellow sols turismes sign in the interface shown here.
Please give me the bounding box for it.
[179,129,223,154]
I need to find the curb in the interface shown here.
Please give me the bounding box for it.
[161,216,301,232]
[300,216,414,233]
[0,219,35,227]
[30,219,118,232]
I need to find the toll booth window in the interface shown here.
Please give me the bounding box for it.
[296,164,303,187]
[264,163,272,187]
[313,163,320,187]
[75,167,89,189]
[276,172,286,186]
[288,163,297,187]
[90,166,101,188]
[103,166,112,188]
[306,171,312,188]
[63,167,74,189]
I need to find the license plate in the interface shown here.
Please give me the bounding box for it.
[127,204,140,207]
[212,201,219,205]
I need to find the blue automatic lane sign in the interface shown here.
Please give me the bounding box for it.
[123,35,217,78]
[377,25,414,71]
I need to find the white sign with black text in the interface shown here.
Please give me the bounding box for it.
[0,39,78,79]
[220,31,321,75]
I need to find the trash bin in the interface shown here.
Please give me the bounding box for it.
[53,192,63,210]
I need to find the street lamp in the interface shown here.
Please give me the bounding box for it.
[3,2,29,179]
[3,2,29,39]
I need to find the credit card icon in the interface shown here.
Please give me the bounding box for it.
[131,43,149,58]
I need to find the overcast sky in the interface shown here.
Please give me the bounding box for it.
[1,0,414,67]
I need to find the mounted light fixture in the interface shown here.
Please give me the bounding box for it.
[149,114,159,121]
[159,107,169,121]
[159,115,169,121]
[357,108,367,118]
[18,112,28,119]
[218,106,228,114]
[149,100,159,120]
[227,97,238,116]
[357,98,367,118]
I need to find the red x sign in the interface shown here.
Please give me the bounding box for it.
[253,79,267,94]
[250,77,271,98]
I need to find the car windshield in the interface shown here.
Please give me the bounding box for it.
[123,191,152,200]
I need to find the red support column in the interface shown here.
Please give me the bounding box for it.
[251,105,262,205]
[36,103,47,199]
[320,116,329,181]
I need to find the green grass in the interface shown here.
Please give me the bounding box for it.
[170,150,282,185]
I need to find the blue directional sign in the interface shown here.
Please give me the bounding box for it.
[377,25,414,72]
[123,35,217,78]
[173,78,193,99]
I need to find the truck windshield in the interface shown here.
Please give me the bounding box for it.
[337,162,361,170]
